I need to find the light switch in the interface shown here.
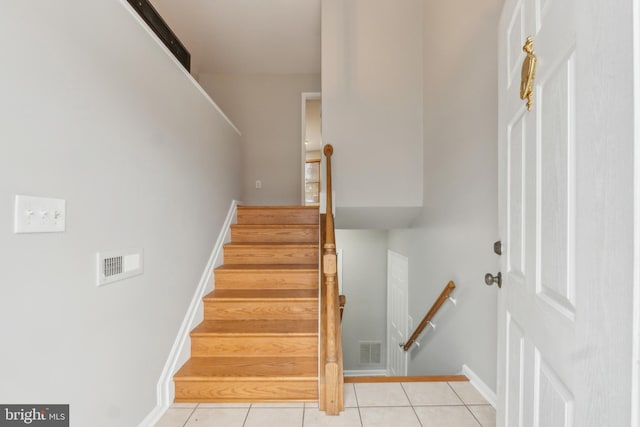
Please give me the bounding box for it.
[14,195,66,233]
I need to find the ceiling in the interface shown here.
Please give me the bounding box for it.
[149,0,321,76]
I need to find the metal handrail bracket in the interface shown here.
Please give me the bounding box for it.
[401,281,456,352]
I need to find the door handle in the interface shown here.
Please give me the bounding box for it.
[485,272,502,288]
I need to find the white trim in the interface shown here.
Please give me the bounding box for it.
[138,200,240,427]
[461,364,497,408]
[343,369,389,377]
[119,0,241,136]
[633,0,640,424]
[137,403,165,427]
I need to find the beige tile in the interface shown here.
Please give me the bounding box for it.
[401,382,463,406]
[360,406,421,427]
[197,402,251,408]
[184,407,248,426]
[468,405,496,427]
[413,406,481,427]
[303,407,361,426]
[251,402,305,408]
[305,384,356,408]
[354,383,410,407]
[343,384,358,408]
[448,382,489,405]
[244,407,304,427]
[155,408,194,427]
[170,403,198,409]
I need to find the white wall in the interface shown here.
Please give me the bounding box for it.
[387,0,503,389]
[322,0,423,227]
[336,230,388,372]
[200,74,321,205]
[0,2,241,426]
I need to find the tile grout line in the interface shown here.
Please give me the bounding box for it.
[180,404,198,427]
[240,403,252,427]
[356,405,419,408]
[400,382,425,427]
[446,381,464,403]
[465,406,485,427]
[447,382,483,427]
[351,383,364,427]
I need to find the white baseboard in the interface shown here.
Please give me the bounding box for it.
[139,200,239,427]
[138,404,165,427]
[461,364,496,408]
[344,369,389,377]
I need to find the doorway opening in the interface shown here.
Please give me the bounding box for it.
[301,92,321,206]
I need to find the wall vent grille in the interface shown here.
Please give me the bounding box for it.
[104,256,123,277]
[97,248,144,286]
[359,341,382,364]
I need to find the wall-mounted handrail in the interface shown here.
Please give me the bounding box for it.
[126,0,191,70]
[319,144,344,415]
[402,281,456,352]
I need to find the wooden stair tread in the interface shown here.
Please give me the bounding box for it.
[174,357,318,381]
[174,384,317,403]
[238,205,318,210]
[223,244,319,265]
[238,206,319,210]
[237,206,319,225]
[230,225,318,243]
[213,264,319,290]
[205,289,318,301]
[224,243,318,248]
[216,264,319,272]
[232,224,318,230]
[191,320,318,336]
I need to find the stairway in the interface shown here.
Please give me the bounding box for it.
[173,206,320,403]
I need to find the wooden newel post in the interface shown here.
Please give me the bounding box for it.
[321,144,342,415]
[323,143,336,363]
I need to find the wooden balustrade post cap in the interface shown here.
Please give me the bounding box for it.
[323,144,334,156]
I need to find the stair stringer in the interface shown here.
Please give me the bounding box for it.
[139,199,241,427]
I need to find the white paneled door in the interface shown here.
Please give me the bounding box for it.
[497,0,578,425]
[387,250,408,376]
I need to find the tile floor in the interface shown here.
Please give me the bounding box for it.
[155,381,495,427]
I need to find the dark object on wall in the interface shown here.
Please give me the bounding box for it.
[127,0,191,72]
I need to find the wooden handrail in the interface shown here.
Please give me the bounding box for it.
[319,144,344,415]
[324,144,335,246]
[402,281,456,352]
